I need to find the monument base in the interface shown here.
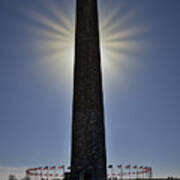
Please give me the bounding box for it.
[69,172,106,180]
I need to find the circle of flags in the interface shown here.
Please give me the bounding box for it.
[26,164,152,179]
[107,165,152,178]
[26,166,65,178]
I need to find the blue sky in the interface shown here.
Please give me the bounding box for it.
[0,0,180,179]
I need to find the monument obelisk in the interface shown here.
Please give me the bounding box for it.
[71,0,107,180]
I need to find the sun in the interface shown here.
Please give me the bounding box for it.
[26,1,145,87]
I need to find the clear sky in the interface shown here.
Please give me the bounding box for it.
[0,0,180,179]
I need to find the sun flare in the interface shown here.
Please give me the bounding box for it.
[26,1,146,86]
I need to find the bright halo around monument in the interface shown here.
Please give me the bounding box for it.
[27,1,146,85]
[99,7,145,78]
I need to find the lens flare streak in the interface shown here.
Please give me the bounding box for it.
[26,1,147,84]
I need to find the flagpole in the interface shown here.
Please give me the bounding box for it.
[121,167,123,180]
[34,169,36,180]
[54,166,56,178]
[136,166,138,179]
[129,167,131,180]
[111,166,113,180]
[139,166,143,180]
[54,166,57,178]
[63,165,65,178]
[117,165,123,180]
[108,165,113,180]
[150,167,152,179]
[47,167,49,180]
[40,168,42,180]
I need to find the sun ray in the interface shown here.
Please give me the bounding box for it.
[104,41,137,50]
[28,11,72,37]
[40,30,73,42]
[52,10,74,31]
[41,1,75,34]
[101,7,120,29]
[24,1,147,86]
[103,27,144,42]
[114,8,139,27]
[41,42,73,50]
[104,49,129,61]
[101,20,122,36]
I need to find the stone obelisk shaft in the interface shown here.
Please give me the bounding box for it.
[71,0,107,180]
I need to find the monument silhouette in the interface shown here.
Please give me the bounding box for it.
[71,0,107,180]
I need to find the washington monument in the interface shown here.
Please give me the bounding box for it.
[71,0,107,180]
